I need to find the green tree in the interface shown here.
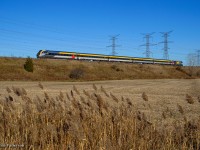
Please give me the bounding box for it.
[24,57,34,72]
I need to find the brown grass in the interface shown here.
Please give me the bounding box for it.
[126,98,133,107]
[0,57,200,81]
[0,82,200,150]
[83,89,90,98]
[177,104,184,114]
[6,87,11,93]
[92,83,98,91]
[142,92,148,101]
[110,92,119,103]
[100,86,109,97]
[73,85,80,95]
[186,94,194,104]
[38,82,44,89]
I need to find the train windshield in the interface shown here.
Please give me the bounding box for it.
[36,50,47,58]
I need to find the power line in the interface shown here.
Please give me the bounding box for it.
[140,32,156,58]
[0,28,108,51]
[159,31,173,60]
[0,17,107,42]
[107,34,120,55]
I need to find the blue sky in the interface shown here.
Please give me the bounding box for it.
[0,0,200,65]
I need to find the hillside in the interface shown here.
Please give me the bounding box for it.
[0,57,200,81]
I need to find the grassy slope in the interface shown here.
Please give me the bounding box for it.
[0,57,200,81]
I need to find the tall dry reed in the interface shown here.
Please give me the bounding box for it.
[0,85,199,150]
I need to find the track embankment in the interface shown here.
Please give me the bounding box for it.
[0,57,199,81]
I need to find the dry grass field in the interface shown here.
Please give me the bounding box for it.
[0,79,200,149]
[0,57,200,81]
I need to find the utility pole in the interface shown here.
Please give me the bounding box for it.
[140,33,156,58]
[107,34,120,56]
[160,31,173,60]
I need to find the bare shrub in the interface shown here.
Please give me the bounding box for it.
[69,68,84,79]
[111,64,117,70]
[116,68,123,72]
[111,64,123,72]
[176,66,182,71]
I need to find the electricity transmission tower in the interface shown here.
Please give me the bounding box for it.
[140,33,156,58]
[107,34,120,56]
[187,53,196,66]
[196,49,200,66]
[159,31,173,60]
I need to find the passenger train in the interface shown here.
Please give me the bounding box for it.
[37,50,183,66]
